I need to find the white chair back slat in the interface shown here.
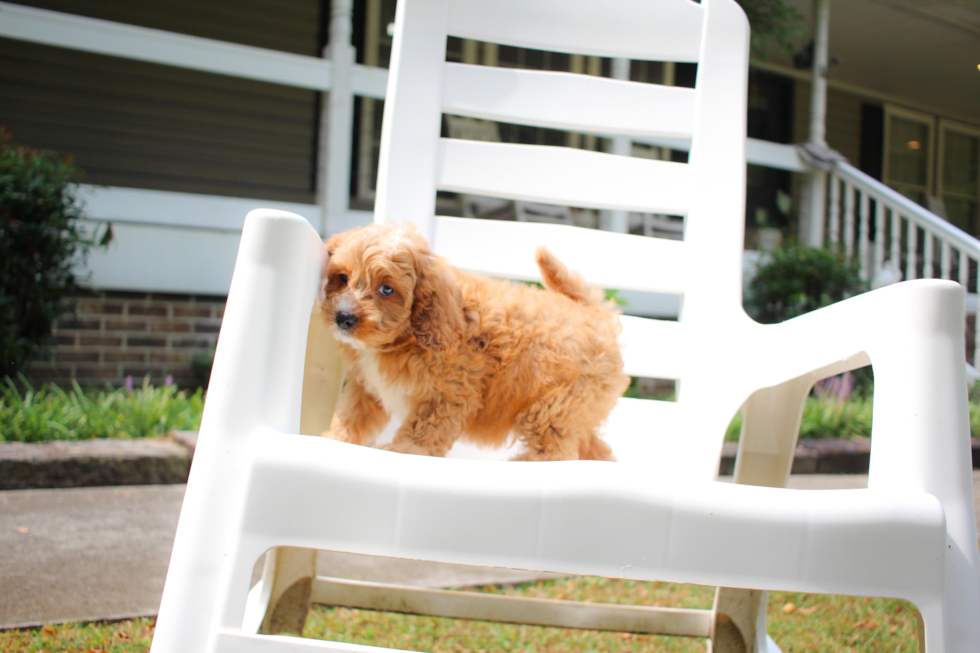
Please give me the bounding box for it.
[432,216,689,295]
[374,0,453,239]
[436,139,692,214]
[941,241,951,280]
[447,0,704,61]
[442,63,697,138]
[619,315,686,379]
[379,0,752,400]
[600,398,688,473]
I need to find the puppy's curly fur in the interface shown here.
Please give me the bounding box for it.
[319,223,628,461]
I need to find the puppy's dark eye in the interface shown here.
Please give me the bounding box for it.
[379,285,394,297]
[337,273,348,285]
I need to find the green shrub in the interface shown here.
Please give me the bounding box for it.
[0,376,204,442]
[725,394,874,442]
[0,130,97,378]
[736,0,803,57]
[745,242,868,324]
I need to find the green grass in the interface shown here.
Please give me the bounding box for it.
[0,578,920,652]
[0,617,156,653]
[0,376,204,443]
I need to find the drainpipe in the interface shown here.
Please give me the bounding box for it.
[318,0,356,237]
[802,0,830,248]
[601,57,631,234]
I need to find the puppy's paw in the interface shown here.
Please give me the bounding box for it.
[321,429,357,443]
[379,440,433,456]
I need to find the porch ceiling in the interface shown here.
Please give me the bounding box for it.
[778,0,980,124]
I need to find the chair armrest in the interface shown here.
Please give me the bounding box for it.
[730,279,975,572]
[735,280,968,488]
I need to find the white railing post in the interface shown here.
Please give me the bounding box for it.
[874,200,885,280]
[318,0,356,237]
[601,57,631,234]
[858,189,870,280]
[907,220,918,281]
[891,210,901,279]
[941,241,951,280]
[828,172,840,248]
[843,180,855,258]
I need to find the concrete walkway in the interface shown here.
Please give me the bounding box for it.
[3,473,980,629]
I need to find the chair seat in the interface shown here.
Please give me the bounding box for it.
[228,431,946,617]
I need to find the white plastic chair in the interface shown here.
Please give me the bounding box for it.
[149,0,980,651]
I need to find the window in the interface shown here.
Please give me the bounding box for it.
[883,105,935,206]
[938,120,980,237]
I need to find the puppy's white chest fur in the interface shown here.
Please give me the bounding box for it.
[356,350,411,418]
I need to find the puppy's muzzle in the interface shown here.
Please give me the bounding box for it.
[335,311,358,330]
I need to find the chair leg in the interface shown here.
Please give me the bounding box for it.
[258,546,317,636]
[732,376,813,489]
[710,376,813,652]
[710,588,768,653]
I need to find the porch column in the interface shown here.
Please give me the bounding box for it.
[318,0,356,237]
[801,0,831,247]
[601,57,631,234]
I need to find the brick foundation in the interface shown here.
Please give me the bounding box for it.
[26,291,225,389]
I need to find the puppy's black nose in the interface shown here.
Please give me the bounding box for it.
[335,311,357,330]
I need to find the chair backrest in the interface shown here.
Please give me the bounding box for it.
[374,0,754,479]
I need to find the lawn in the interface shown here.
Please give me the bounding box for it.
[0,577,920,653]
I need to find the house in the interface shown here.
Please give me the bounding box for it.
[1,0,979,386]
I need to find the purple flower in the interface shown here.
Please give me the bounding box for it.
[814,371,854,403]
[125,376,133,394]
[164,374,173,387]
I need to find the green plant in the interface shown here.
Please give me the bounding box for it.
[745,242,868,324]
[0,129,98,378]
[0,375,204,442]
[191,350,215,389]
[736,0,804,58]
[726,394,875,442]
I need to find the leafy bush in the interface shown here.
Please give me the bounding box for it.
[736,0,803,57]
[745,243,868,324]
[725,393,874,442]
[0,375,204,442]
[0,129,96,378]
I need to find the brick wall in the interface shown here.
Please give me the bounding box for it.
[26,291,225,388]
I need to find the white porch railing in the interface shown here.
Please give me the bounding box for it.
[0,0,808,297]
[825,159,980,364]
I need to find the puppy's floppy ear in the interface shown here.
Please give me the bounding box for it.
[411,249,464,351]
[324,232,347,258]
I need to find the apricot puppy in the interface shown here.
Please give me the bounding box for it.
[319,223,628,461]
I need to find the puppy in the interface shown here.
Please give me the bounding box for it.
[319,223,628,461]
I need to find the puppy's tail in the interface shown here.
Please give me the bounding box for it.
[535,247,607,308]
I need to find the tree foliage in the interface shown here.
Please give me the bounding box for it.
[0,129,93,378]
[736,0,804,57]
